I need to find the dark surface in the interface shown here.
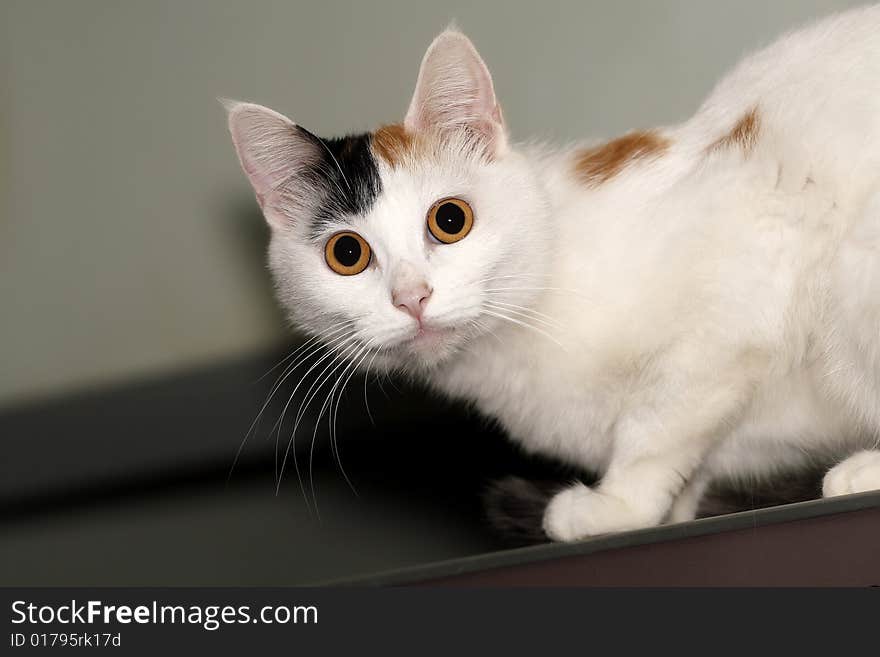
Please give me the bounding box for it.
[1,344,873,586]
[0,343,569,585]
[345,489,880,586]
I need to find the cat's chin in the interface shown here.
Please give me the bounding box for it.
[388,324,465,369]
[405,326,455,357]
[411,325,450,346]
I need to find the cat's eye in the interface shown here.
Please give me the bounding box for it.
[325,231,371,276]
[427,197,474,244]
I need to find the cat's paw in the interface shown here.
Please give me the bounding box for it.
[542,483,642,542]
[542,483,594,542]
[543,484,591,541]
[822,450,880,497]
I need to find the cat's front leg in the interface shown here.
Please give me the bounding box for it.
[665,471,711,523]
[543,457,705,541]
[543,367,753,542]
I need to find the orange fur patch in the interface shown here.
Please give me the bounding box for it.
[707,108,760,154]
[573,131,670,187]
[372,123,415,167]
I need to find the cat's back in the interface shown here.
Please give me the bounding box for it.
[690,5,880,442]
[690,5,880,189]
[699,5,880,116]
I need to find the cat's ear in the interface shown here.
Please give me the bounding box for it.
[404,29,507,156]
[224,100,322,228]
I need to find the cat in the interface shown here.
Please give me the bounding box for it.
[225,5,880,542]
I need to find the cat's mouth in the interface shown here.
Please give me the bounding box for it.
[378,320,464,360]
[409,324,453,347]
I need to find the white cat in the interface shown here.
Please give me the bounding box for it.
[226,5,880,542]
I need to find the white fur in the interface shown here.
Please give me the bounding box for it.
[229,6,880,542]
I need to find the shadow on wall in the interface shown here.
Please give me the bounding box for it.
[217,192,291,333]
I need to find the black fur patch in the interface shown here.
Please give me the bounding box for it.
[483,476,564,546]
[698,468,825,517]
[296,128,382,239]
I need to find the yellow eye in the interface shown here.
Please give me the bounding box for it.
[325,231,371,276]
[427,197,474,244]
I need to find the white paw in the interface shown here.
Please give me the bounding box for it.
[542,483,644,542]
[542,483,595,542]
[823,450,880,498]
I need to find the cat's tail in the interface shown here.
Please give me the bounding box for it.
[483,477,564,545]
[484,470,824,545]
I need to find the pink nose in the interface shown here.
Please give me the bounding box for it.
[392,284,432,320]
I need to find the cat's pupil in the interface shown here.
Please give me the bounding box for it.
[436,202,465,234]
[333,235,361,267]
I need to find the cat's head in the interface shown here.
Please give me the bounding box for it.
[226,29,550,373]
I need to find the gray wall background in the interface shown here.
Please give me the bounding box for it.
[0,0,864,407]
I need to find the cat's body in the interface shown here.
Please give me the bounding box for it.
[227,5,880,541]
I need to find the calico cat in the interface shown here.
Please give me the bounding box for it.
[226,5,880,542]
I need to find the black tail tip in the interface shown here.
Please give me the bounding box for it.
[483,476,564,546]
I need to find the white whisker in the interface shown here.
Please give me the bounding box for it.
[329,341,377,496]
[484,285,585,297]
[273,334,359,502]
[484,298,562,326]
[469,318,503,345]
[480,307,568,351]
[305,340,374,516]
[484,300,561,330]
[363,347,382,426]
[227,327,353,485]
[472,272,553,285]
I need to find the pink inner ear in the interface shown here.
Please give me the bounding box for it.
[404,30,507,153]
[226,102,321,225]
